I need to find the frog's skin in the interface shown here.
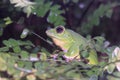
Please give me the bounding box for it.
[46,26,98,64]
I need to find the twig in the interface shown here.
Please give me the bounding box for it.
[14,64,35,73]
[31,31,55,47]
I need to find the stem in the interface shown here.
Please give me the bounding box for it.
[102,60,120,69]
[31,31,55,47]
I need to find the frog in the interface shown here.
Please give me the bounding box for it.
[46,26,98,64]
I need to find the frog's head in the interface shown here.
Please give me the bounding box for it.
[46,26,74,50]
[46,26,73,41]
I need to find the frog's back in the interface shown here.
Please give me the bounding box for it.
[67,29,87,45]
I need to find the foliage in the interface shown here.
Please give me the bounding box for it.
[0,0,120,80]
[79,2,120,34]
[0,17,12,36]
[10,0,65,26]
[0,38,120,80]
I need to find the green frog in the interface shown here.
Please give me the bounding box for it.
[46,26,98,64]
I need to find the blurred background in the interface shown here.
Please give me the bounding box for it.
[0,0,120,47]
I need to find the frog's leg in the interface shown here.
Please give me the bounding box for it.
[63,43,80,61]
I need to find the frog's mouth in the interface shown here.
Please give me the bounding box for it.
[46,30,60,39]
[46,30,54,37]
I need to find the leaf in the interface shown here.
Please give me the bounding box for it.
[47,12,65,26]
[3,40,12,47]
[24,62,33,70]
[9,38,19,47]
[40,52,47,61]
[20,50,29,59]
[107,75,120,80]
[23,6,33,17]
[113,47,120,59]
[116,62,120,72]
[12,71,21,79]
[13,46,21,53]
[87,50,98,65]
[19,40,34,47]
[10,0,35,8]
[47,5,65,26]
[17,61,25,68]
[112,47,120,71]
[87,70,96,77]
[3,39,19,47]
[0,47,9,52]
[81,50,89,58]
[29,54,39,61]
[106,63,115,74]
[0,56,7,71]
[93,37,105,52]
[66,70,82,80]
[113,71,120,77]
[10,0,35,17]
[27,74,36,80]
[3,17,13,25]
[33,0,51,17]
[0,53,11,71]
[80,3,119,34]
[7,65,16,75]
[34,62,49,73]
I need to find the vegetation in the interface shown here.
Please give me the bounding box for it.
[0,0,120,80]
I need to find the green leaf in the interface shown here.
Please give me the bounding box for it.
[20,28,29,39]
[20,51,29,59]
[107,75,120,80]
[33,0,51,17]
[17,61,25,68]
[0,47,9,52]
[7,65,16,75]
[87,70,96,77]
[81,50,89,58]
[3,39,20,47]
[27,74,36,80]
[0,53,11,71]
[3,40,12,47]
[40,52,47,61]
[80,3,119,34]
[106,63,115,74]
[12,70,21,79]
[66,70,81,80]
[0,56,7,71]
[34,62,49,72]
[19,40,34,47]
[87,50,98,65]
[24,62,33,70]
[113,71,120,77]
[13,46,21,53]
[9,38,19,47]
[47,5,65,26]
[3,17,13,25]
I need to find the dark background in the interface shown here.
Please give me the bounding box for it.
[0,0,120,47]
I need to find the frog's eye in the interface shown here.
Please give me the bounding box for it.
[56,26,64,33]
